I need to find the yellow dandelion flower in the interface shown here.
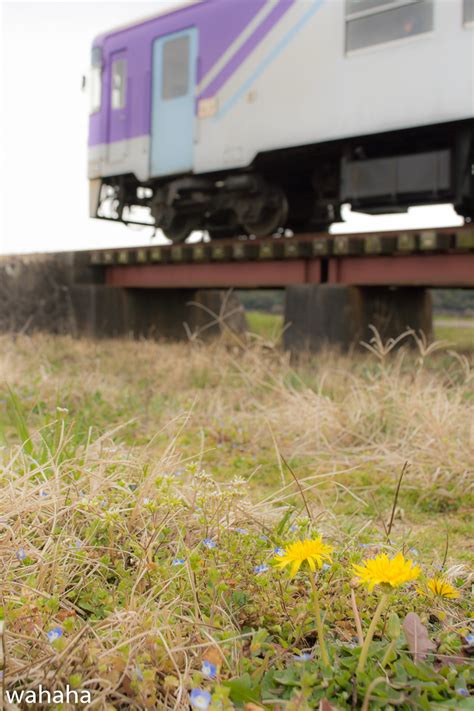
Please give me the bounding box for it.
[425,576,460,600]
[274,537,333,578]
[353,552,420,592]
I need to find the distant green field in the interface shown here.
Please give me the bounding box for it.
[247,310,474,350]
[246,310,283,340]
[434,316,474,350]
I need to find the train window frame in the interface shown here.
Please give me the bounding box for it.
[161,35,190,100]
[464,0,474,26]
[345,0,434,54]
[111,59,127,110]
[346,0,406,16]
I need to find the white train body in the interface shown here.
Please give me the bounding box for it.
[195,0,473,171]
[88,0,474,240]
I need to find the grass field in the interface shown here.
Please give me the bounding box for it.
[433,316,474,351]
[0,329,472,709]
[246,311,474,351]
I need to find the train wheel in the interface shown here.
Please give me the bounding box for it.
[163,216,196,243]
[241,191,288,237]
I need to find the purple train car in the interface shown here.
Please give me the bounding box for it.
[88,0,474,241]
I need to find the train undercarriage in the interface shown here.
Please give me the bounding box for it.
[94,119,473,242]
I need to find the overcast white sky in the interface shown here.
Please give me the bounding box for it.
[0,0,464,255]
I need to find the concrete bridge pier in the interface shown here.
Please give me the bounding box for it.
[68,285,247,340]
[283,285,433,352]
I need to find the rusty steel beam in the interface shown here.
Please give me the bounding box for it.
[327,253,474,287]
[105,259,320,288]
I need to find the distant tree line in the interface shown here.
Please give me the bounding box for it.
[237,290,285,313]
[430,289,474,315]
[238,289,474,316]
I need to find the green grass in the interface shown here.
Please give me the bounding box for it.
[246,310,283,340]
[1,334,472,709]
[434,317,474,351]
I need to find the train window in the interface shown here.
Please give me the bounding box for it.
[89,47,102,114]
[162,35,190,100]
[464,0,474,24]
[346,0,433,52]
[111,59,127,110]
[90,67,102,114]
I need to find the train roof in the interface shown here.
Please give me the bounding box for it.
[92,0,205,47]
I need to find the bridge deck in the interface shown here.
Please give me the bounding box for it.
[89,226,474,288]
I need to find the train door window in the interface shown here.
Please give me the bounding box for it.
[111,59,127,109]
[464,0,474,25]
[162,35,190,99]
[345,0,434,52]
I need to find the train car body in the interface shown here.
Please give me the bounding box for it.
[88,0,474,241]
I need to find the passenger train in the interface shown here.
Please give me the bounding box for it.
[88,0,474,241]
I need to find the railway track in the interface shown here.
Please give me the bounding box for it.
[87,225,474,289]
[90,225,474,267]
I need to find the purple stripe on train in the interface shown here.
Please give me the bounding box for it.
[88,0,292,147]
[198,0,294,101]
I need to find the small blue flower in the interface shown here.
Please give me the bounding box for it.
[254,564,269,574]
[174,469,184,477]
[293,652,312,661]
[464,633,474,645]
[16,548,27,561]
[202,538,216,549]
[457,688,469,697]
[359,543,370,548]
[274,547,286,557]
[47,627,63,642]
[172,558,186,566]
[409,548,419,556]
[289,525,297,533]
[321,563,331,572]
[259,534,269,542]
[234,528,248,535]
[39,489,49,498]
[128,484,138,491]
[143,498,151,505]
[69,539,82,550]
[190,688,211,710]
[201,660,217,678]
[134,666,144,682]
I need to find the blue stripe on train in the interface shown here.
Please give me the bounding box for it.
[216,0,325,119]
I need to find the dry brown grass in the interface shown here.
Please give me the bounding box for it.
[0,333,472,709]
[1,333,472,492]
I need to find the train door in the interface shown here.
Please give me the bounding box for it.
[150,28,197,177]
[107,49,128,163]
